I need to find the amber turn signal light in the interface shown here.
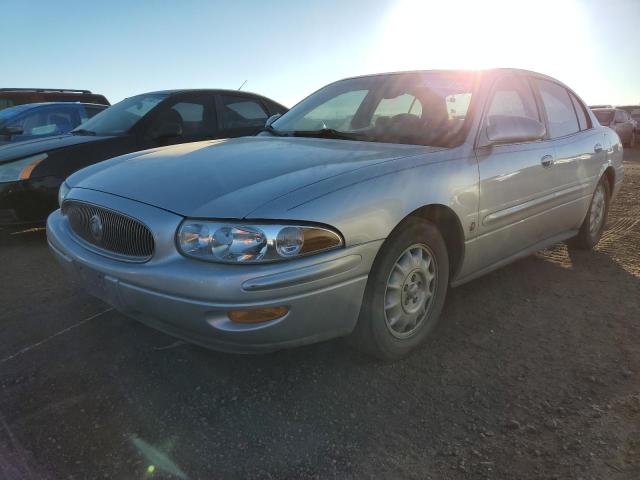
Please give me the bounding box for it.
[227,306,289,324]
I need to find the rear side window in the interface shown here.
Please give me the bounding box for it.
[486,75,540,122]
[219,95,268,129]
[535,79,580,138]
[19,108,79,135]
[264,99,287,116]
[569,93,590,130]
[83,106,105,120]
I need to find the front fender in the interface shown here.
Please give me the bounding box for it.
[247,151,479,247]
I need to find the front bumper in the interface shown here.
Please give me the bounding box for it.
[0,176,60,225]
[46,189,381,353]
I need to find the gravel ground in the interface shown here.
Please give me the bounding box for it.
[1,149,639,479]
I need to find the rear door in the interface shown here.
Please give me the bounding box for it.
[216,94,270,138]
[532,77,604,233]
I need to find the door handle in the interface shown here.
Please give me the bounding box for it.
[594,143,603,153]
[541,154,554,168]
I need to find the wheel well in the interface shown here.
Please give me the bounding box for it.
[407,204,465,278]
[603,166,615,197]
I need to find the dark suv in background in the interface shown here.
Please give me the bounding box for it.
[0,102,107,145]
[0,88,110,112]
[0,89,287,224]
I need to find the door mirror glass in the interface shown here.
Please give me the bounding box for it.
[265,114,281,128]
[151,122,182,140]
[486,115,545,145]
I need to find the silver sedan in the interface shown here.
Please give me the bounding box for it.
[47,69,624,360]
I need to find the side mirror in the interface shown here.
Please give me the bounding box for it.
[151,122,182,140]
[0,125,24,136]
[486,115,546,145]
[265,114,281,128]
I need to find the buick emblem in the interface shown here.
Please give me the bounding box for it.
[89,214,104,243]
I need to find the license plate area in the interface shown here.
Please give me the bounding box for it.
[76,264,112,304]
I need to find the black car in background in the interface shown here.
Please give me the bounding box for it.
[0,88,110,112]
[0,89,288,224]
[0,102,107,145]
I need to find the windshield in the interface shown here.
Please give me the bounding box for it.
[73,93,167,135]
[271,72,477,147]
[593,110,614,124]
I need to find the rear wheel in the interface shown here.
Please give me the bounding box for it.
[349,218,449,361]
[569,176,610,250]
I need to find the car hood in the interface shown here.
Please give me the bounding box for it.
[0,134,109,164]
[70,136,437,218]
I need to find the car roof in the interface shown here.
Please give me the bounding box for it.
[592,108,615,112]
[144,88,276,99]
[8,102,108,108]
[0,88,94,94]
[338,67,561,82]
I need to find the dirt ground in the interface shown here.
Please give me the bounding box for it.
[0,149,639,479]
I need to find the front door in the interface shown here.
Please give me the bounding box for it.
[469,73,559,274]
[142,94,218,148]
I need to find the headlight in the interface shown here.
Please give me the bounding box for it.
[0,153,47,183]
[58,181,70,207]
[177,220,343,263]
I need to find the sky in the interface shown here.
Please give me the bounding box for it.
[1,0,639,107]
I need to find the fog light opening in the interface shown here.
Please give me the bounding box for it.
[227,306,289,324]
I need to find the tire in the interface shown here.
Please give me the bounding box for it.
[569,176,610,250]
[349,217,449,361]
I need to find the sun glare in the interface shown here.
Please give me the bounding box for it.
[368,0,593,92]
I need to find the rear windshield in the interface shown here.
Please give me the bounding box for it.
[593,110,613,125]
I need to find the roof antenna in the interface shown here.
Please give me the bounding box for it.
[238,80,247,91]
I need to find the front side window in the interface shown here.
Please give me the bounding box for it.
[73,93,168,136]
[220,95,268,130]
[486,75,539,121]
[146,98,216,139]
[535,79,580,138]
[271,71,477,147]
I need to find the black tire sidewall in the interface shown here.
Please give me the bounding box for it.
[356,218,449,360]
[575,176,610,249]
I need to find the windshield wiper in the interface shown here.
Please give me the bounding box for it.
[291,128,371,141]
[71,129,96,136]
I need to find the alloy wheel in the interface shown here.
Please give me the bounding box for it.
[384,244,437,339]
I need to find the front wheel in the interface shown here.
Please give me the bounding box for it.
[349,218,449,361]
[569,176,610,250]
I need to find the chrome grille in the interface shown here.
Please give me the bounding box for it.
[63,201,154,261]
